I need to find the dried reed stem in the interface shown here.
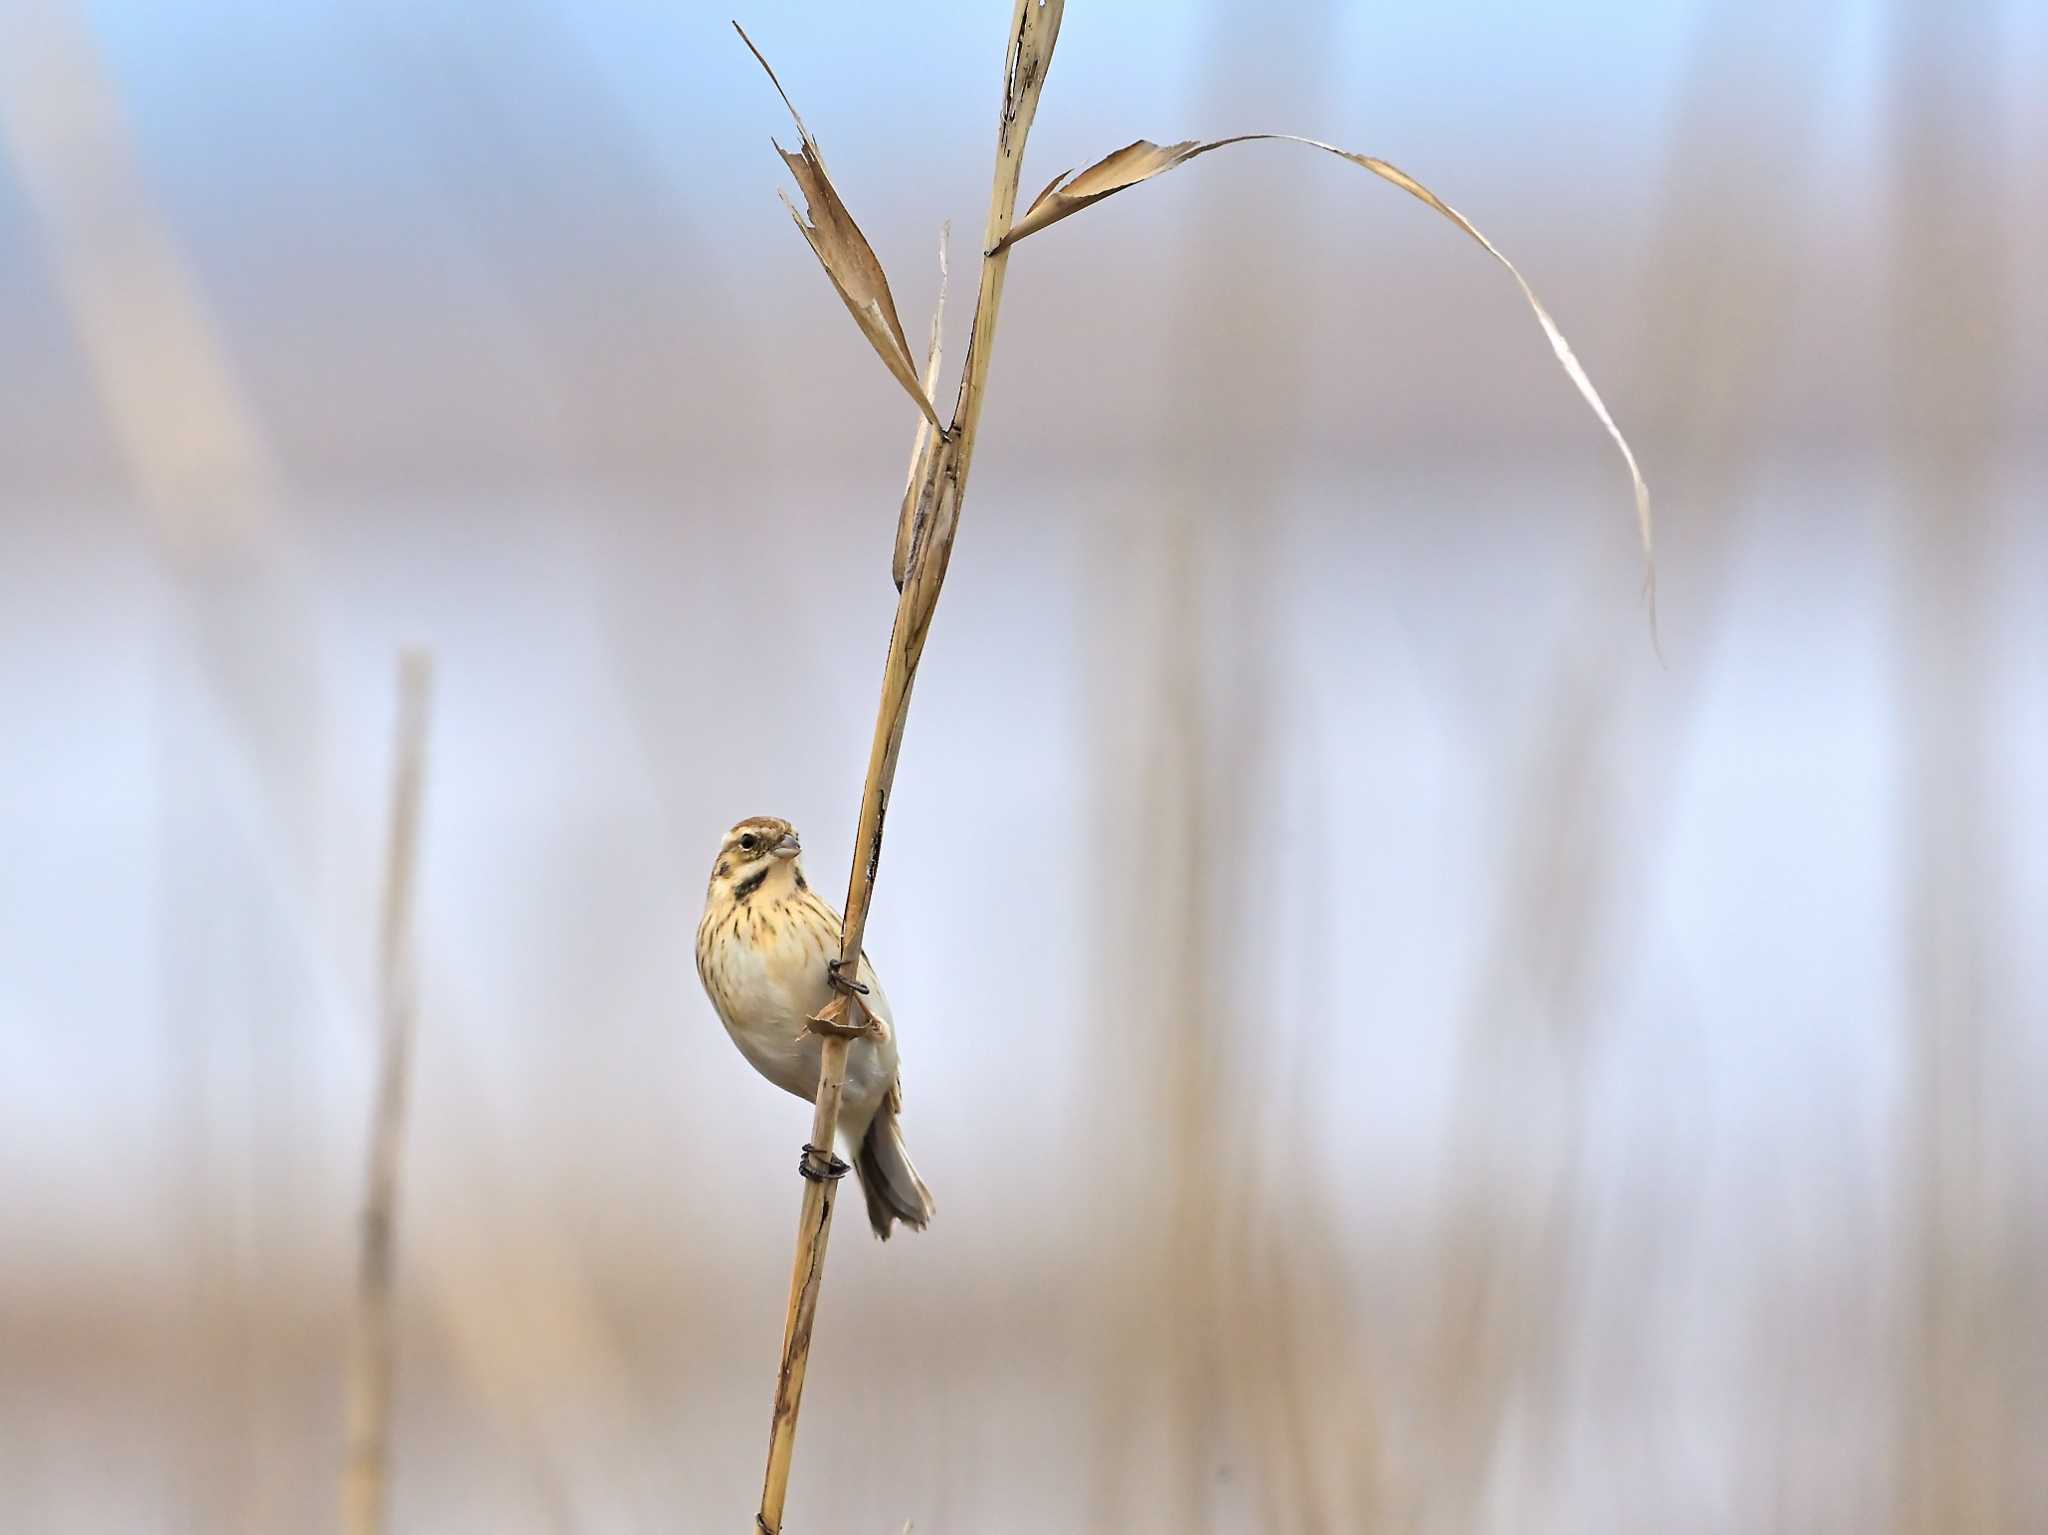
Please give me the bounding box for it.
[747,5,1063,1531]
[342,650,434,1535]
[738,0,1652,1522]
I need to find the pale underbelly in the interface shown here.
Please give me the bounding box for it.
[707,927,898,1131]
[728,1020,895,1124]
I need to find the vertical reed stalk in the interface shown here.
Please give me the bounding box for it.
[749,6,1064,1531]
[343,650,434,1535]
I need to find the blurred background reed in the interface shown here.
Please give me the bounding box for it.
[2,0,2042,1530]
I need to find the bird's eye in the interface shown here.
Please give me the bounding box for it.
[739,833,757,851]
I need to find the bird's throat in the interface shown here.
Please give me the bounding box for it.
[729,859,801,906]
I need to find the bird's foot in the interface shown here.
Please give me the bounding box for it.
[797,1143,850,1183]
[825,958,870,996]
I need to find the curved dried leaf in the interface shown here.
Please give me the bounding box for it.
[994,132,1656,629]
[736,23,941,429]
[1004,137,1212,242]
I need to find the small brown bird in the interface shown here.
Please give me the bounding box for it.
[695,816,935,1238]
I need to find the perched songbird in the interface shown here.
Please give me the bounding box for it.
[696,816,935,1238]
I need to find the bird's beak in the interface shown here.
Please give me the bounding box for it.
[772,833,801,860]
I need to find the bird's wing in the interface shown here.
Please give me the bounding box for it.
[854,952,891,1029]
[853,955,903,1100]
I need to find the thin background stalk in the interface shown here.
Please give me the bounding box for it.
[342,650,434,1535]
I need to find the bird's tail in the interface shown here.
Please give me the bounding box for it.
[854,1103,934,1240]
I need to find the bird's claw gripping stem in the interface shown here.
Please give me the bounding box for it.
[825,958,869,996]
[797,1143,850,1183]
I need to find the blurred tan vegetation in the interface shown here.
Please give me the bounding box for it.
[1,0,2043,1531]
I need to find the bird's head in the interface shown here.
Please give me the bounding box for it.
[707,816,805,899]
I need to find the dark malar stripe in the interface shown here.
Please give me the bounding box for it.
[732,867,770,902]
